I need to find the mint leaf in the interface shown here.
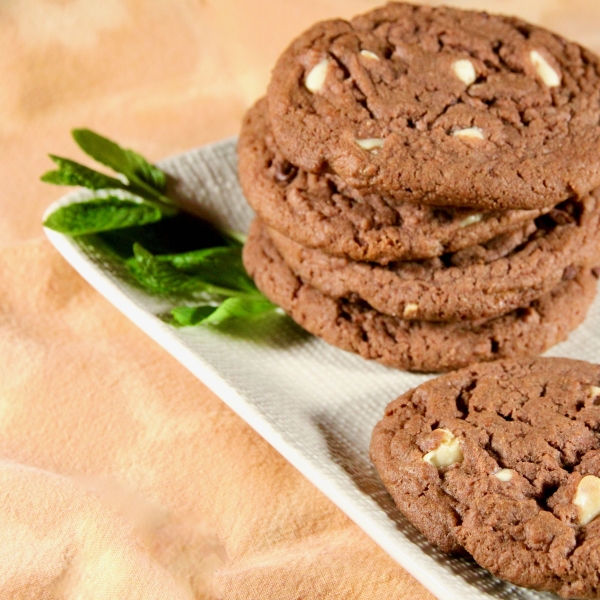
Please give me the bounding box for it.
[41,155,127,190]
[127,243,203,295]
[165,246,257,293]
[171,297,276,327]
[170,305,219,326]
[72,129,168,199]
[127,243,263,299]
[43,198,163,235]
[200,297,277,324]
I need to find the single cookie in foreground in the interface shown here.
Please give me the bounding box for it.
[370,358,600,598]
[242,219,598,372]
[268,192,600,321]
[268,3,600,209]
[238,99,543,264]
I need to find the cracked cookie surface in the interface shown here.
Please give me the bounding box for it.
[370,358,600,597]
[242,219,597,372]
[268,3,600,209]
[238,99,543,264]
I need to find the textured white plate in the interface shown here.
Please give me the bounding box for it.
[45,138,600,600]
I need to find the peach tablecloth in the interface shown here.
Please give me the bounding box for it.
[1,1,599,598]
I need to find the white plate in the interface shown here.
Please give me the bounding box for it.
[45,138,600,600]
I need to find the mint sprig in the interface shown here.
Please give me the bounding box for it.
[42,129,279,329]
[42,129,177,237]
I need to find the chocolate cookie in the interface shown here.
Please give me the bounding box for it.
[238,99,543,264]
[243,219,597,372]
[268,192,600,321]
[370,357,600,598]
[267,3,600,210]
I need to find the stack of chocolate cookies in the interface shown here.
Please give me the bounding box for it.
[239,2,600,372]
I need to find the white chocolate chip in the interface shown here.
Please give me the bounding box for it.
[403,303,419,318]
[589,385,600,398]
[355,138,384,151]
[360,50,380,61]
[452,127,485,140]
[460,214,483,228]
[423,429,464,469]
[494,468,514,482]
[574,475,600,525]
[452,59,476,86]
[530,50,561,88]
[305,59,330,93]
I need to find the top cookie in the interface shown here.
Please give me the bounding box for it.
[238,98,543,264]
[268,3,600,210]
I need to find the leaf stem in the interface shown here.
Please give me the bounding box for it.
[127,178,176,208]
[142,197,179,217]
[192,281,264,300]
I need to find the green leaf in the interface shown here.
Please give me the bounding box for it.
[170,305,219,326]
[166,246,257,292]
[128,243,202,295]
[171,297,276,327]
[72,129,167,197]
[43,198,163,235]
[128,244,262,298]
[41,155,127,190]
[202,297,277,324]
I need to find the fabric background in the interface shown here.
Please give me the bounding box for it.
[0,1,598,598]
